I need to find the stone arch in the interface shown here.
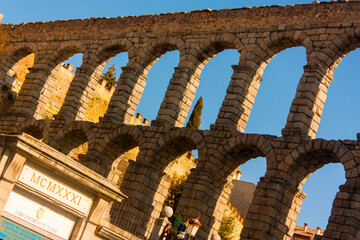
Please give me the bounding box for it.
[104,37,185,124]
[89,38,134,74]
[104,126,153,236]
[102,125,146,152]
[16,119,49,140]
[149,127,205,173]
[176,133,275,238]
[46,121,95,156]
[319,28,360,75]
[148,127,204,194]
[247,30,313,78]
[56,39,134,121]
[0,43,38,78]
[113,127,204,237]
[281,28,360,139]
[83,38,134,89]
[256,31,331,139]
[135,36,185,74]
[214,31,310,131]
[48,42,86,69]
[10,42,87,119]
[92,125,147,177]
[103,125,146,147]
[243,139,356,240]
[0,43,38,93]
[154,33,244,127]
[97,38,135,60]
[281,139,356,239]
[280,139,356,189]
[215,133,275,177]
[190,33,243,75]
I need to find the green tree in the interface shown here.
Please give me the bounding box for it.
[186,96,203,157]
[186,96,203,130]
[100,64,117,87]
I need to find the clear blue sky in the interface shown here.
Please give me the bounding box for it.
[2,0,360,232]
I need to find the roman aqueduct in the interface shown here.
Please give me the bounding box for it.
[0,1,360,239]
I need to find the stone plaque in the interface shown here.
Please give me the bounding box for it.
[18,165,92,214]
[3,191,75,239]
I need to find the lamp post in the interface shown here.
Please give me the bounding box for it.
[210,233,221,240]
[187,217,202,238]
[155,206,173,240]
[162,206,173,218]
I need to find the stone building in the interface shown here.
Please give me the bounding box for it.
[0,1,360,240]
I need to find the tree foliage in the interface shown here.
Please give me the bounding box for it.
[163,173,188,211]
[100,64,117,87]
[219,206,241,240]
[186,96,203,130]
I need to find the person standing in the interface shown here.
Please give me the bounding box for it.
[165,211,183,240]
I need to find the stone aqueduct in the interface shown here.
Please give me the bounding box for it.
[0,2,360,239]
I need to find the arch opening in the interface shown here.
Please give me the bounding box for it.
[162,148,198,212]
[148,131,200,208]
[57,128,89,159]
[294,163,345,239]
[85,52,129,122]
[245,46,307,136]
[110,130,200,238]
[186,49,239,130]
[316,48,360,140]
[190,135,272,240]
[107,145,140,185]
[218,151,267,240]
[0,49,35,113]
[4,51,34,93]
[10,45,86,119]
[18,119,48,140]
[106,136,141,171]
[42,53,83,120]
[105,134,143,186]
[135,50,180,122]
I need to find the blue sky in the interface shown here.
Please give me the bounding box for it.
[2,0,360,232]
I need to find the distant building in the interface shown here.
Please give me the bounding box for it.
[228,171,257,220]
[292,223,323,240]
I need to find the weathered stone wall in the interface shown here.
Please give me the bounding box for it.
[0,2,360,240]
[2,3,360,36]
[42,63,74,118]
